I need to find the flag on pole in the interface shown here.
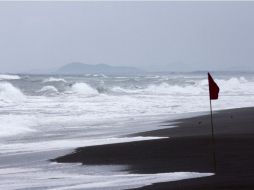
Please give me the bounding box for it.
[208,73,220,100]
[208,72,220,173]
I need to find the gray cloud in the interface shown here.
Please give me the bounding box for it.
[0,1,254,73]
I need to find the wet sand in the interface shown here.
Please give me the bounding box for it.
[52,107,254,189]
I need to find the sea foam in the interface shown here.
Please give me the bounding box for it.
[0,82,25,103]
[71,83,99,96]
[0,74,20,80]
[0,115,35,137]
[43,77,67,83]
[0,136,168,153]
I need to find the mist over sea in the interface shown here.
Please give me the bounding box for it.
[0,72,254,189]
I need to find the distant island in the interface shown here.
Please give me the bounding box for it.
[55,63,144,75]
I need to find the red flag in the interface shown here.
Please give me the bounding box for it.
[208,73,219,100]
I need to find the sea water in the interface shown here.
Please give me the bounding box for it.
[0,72,253,189]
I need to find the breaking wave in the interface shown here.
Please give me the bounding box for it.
[43,77,66,83]
[198,77,254,95]
[111,77,252,96]
[71,83,99,96]
[0,74,21,80]
[111,83,203,95]
[37,86,59,96]
[0,82,25,103]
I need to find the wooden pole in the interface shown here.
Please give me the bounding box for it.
[210,99,217,173]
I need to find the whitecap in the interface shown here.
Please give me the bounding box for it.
[71,83,98,96]
[0,82,25,103]
[37,86,59,95]
[43,77,67,83]
[0,74,20,80]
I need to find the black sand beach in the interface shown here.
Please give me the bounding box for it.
[52,107,254,189]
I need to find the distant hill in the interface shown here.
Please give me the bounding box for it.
[55,63,144,75]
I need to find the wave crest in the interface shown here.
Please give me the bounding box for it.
[0,82,25,103]
[111,77,251,96]
[37,86,59,96]
[0,74,20,80]
[43,77,66,83]
[71,83,99,96]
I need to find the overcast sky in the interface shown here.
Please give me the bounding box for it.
[0,1,254,73]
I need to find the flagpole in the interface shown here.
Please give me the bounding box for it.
[209,99,217,173]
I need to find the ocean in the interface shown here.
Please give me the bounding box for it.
[0,72,254,189]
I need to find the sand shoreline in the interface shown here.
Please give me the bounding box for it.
[52,107,254,189]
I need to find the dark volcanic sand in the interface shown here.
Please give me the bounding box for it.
[52,107,254,189]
